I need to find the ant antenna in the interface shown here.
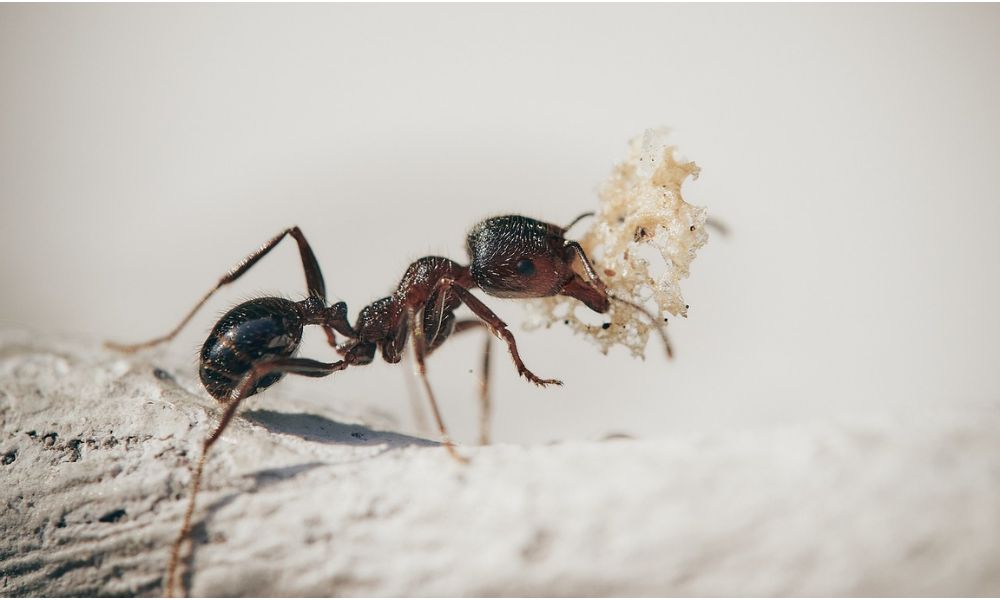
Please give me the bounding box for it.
[608,294,674,360]
[563,211,595,233]
[561,240,672,359]
[706,217,730,238]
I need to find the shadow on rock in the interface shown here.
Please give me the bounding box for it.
[242,409,435,449]
[181,459,327,594]
[175,411,436,595]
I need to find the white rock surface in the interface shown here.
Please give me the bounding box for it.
[2,328,999,596]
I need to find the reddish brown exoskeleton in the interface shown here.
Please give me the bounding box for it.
[107,213,670,596]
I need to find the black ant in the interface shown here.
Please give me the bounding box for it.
[107,213,672,596]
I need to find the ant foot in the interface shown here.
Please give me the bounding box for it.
[441,439,470,464]
[520,370,563,387]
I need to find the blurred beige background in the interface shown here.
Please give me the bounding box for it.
[1,4,998,444]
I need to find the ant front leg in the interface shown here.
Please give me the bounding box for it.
[443,282,562,388]
[107,226,332,353]
[165,356,347,597]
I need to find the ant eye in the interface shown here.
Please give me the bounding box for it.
[516,258,536,277]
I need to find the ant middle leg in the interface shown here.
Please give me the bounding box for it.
[405,306,468,464]
[165,356,347,597]
[450,320,493,445]
[108,226,327,353]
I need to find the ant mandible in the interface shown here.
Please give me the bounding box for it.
[107,212,671,596]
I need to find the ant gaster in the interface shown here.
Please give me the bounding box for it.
[107,213,671,596]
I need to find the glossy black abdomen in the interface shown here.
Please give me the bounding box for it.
[199,297,304,400]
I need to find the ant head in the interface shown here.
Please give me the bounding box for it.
[466,215,609,313]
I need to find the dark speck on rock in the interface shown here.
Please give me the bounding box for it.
[99,508,127,523]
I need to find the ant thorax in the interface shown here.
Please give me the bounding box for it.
[524,128,709,358]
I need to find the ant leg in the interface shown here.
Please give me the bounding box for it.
[402,364,433,436]
[445,283,562,388]
[451,320,493,445]
[405,306,468,464]
[165,356,347,597]
[108,226,326,353]
[323,326,342,353]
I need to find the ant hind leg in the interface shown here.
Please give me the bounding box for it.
[108,226,326,353]
[165,356,347,597]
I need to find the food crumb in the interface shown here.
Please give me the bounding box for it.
[525,128,708,357]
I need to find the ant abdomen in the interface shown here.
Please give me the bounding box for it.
[199,297,304,400]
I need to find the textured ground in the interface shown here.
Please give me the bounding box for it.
[1,328,999,596]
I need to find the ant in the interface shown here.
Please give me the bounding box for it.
[107,212,672,596]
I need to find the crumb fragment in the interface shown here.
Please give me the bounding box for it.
[524,128,708,358]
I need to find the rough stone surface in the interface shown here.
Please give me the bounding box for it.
[2,328,999,596]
